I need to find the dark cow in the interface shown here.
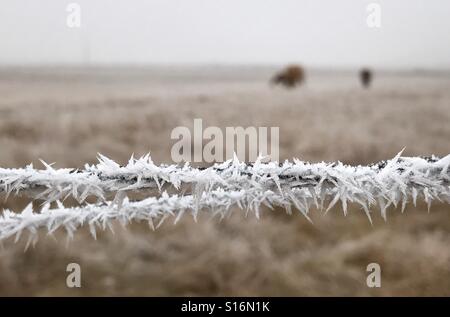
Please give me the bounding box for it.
[359,68,373,88]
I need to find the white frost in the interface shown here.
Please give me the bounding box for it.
[0,151,449,244]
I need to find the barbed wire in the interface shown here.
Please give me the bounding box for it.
[0,187,309,247]
[1,152,449,203]
[0,151,449,244]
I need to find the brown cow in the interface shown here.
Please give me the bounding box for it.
[271,65,305,88]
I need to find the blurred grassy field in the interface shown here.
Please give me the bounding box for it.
[0,66,449,296]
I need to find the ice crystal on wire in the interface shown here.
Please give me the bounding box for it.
[0,151,449,243]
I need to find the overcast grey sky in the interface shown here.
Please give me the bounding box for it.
[1,0,449,68]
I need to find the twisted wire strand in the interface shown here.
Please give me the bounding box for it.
[1,152,449,204]
[1,151,449,244]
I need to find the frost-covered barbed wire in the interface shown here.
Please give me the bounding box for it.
[0,187,312,245]
[1,152,449,208]
[1,151,450,244]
